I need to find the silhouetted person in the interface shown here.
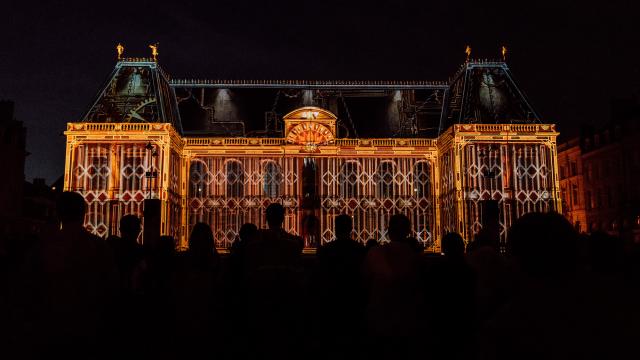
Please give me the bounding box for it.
[588,231,625,276]
[315,214,366,356]
[467,209,509,325]
[430,232,475,359]
[172,223,221,358]
[478,212,640,359]
[246,203,303,271]
[230,222,259,272]
[406,235,425,253]
[137,235,176,358]
[13,192,116,359]
[224,223,260,358]
[244,203,304,359]
[107,215,143,294]
[104,215,145,355]
[362,214,424,359]
[365,238,379,251]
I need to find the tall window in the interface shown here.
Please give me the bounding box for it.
[89,155,110,190]
[263,161,281,198]
[570,161,577,177]
[189,160,207,197]
[377,161,395,198]
[226,160,244,197]
[413,161,431,198]
[302,158,317,198]
[571,184,579,207]
[340,161,360,198]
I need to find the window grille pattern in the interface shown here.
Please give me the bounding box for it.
[71,143,158,238]
[461,143,557,240]
[439,148,458,235]
[187,156,435,249]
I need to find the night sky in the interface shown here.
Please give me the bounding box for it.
[1,0,638,183]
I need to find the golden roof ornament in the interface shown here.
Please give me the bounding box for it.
[149,43,159,61]
[116,43,124,60]
[501,45,508,61]
[465,45,472,61]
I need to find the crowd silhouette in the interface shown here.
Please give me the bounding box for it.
[1,191,639,359]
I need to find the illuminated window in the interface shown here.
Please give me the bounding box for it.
[377,161,396,198]
[88,154,109,191]
[189,160,207,197]
[226,160,244,197]
[263,161,282,198]
[340,161,360,198]
[121,154,144,192]
[413,161,431,198]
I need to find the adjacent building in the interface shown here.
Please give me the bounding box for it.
[558,99,640,242]
[558,138,586,232]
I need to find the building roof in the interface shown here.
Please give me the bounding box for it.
[81,60,182,132]
[80,58,541,138]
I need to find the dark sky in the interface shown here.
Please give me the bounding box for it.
[1,0,638,183]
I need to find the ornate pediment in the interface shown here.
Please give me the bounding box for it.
[283,107,337,151]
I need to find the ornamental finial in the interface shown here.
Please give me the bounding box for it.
[116,43,124,60]
[149,43,159,61]
[465,45,471,61]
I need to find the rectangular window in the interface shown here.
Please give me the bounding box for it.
[572,184,579,207]
[570,162,577,177]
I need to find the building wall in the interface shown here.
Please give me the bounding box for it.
[558,120,640,242]
[557,141,587,232]
[64,122,560,251]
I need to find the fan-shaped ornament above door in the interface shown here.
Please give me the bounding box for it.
[284,107,337,152]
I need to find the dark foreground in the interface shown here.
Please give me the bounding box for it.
[1,196,639,360]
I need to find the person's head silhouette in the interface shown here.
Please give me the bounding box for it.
[508,212,578,278]
[388,214,411,243]
[119,214,141,242]
[189,222,215,256]
[265,203,285,230]
[334,214,353,240]
[56,191,86,228]
[239,223,258,243]
[442,232,465,258]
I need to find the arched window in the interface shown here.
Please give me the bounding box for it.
[340,161,361,198]
[377,161,396,198]
[413,161,431,198]
[226,160,244,197]
[263,161,282,198]
[189,160,207,198]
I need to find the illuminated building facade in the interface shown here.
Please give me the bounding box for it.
[63,58,561,250]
